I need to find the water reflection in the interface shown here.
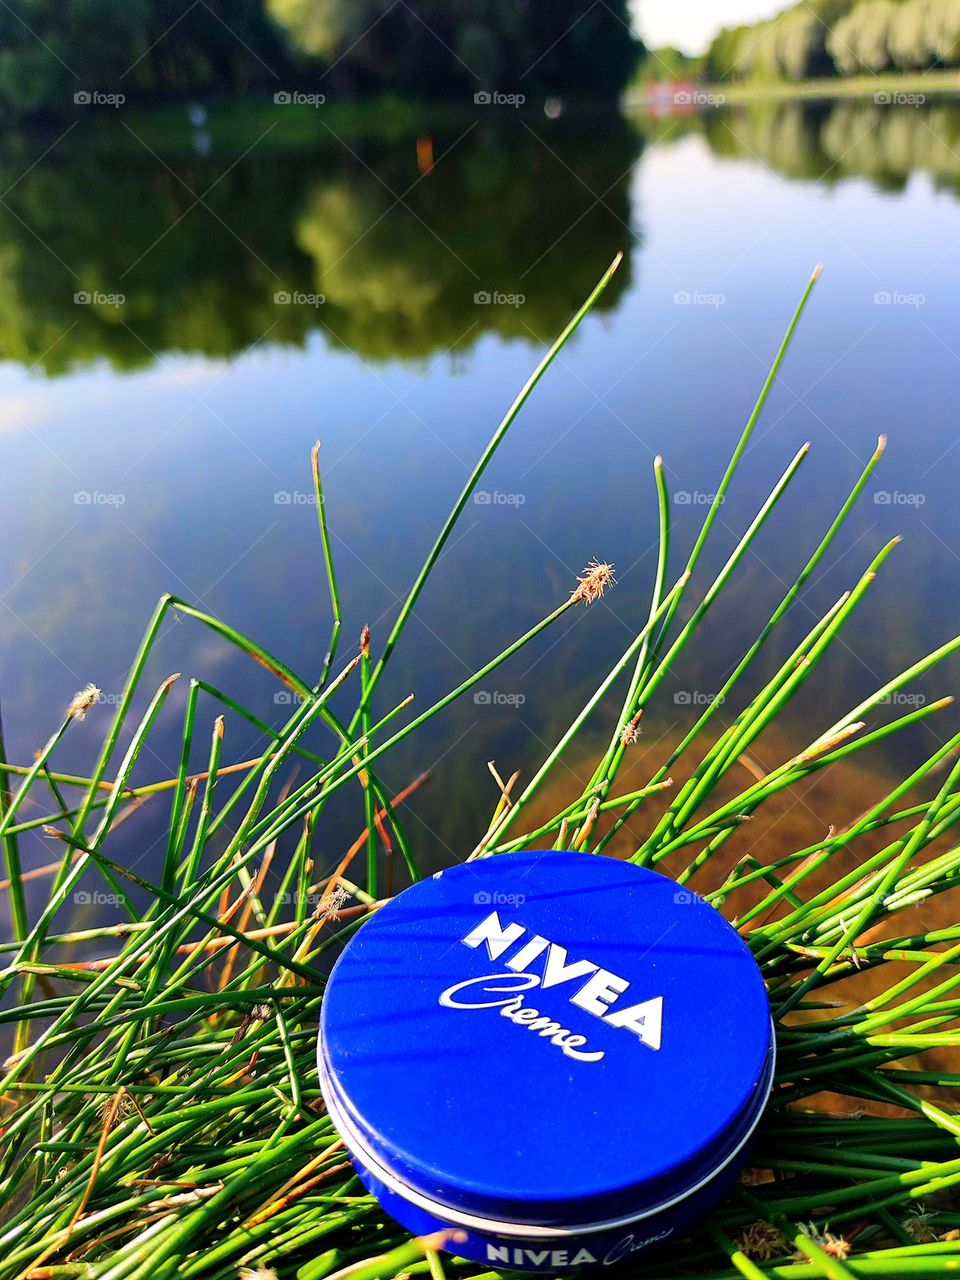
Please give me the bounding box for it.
[3,95,960,926]
[0,114,639,372]
[3,99,960,374]
[697,98,960,191]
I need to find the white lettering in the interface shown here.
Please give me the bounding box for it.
[603,1228,673,1263]
[454,915,664,1059]
[505,934,549,971]
[570,968,630,1016]
[487,1248,597,1268]
[462,911,525,961]
[604,996,664,1051]
[439,975,604,1062]
[440,972,538,1009]
[541,943,598,991]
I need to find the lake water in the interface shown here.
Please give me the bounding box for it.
[2,96,959,914]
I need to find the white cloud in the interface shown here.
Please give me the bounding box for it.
[0,358,228,434]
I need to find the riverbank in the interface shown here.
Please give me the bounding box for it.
[625,67,960,111]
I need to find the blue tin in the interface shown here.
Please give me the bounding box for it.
[318,850,774,1270]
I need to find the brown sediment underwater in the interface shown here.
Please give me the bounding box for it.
[514,717,960,1111]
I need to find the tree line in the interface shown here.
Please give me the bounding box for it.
[703,0,960,82]
[0,0,639,114]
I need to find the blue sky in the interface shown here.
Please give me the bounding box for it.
[635,1,786,54]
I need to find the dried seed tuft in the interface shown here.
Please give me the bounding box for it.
[620,709,643,745]
[68,683,101,720]
[733,1220,788,1261]
[570,559,616,605]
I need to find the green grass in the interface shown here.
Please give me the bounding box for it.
[3,259,960,1278]
[113,93,456,155]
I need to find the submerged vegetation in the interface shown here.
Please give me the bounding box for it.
[5,260,960,1278]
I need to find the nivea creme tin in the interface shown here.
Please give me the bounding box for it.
[318,850,774,1271]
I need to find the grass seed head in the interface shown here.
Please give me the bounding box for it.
[318,884,349,922]
[797,1222,851,1261]
[734,1220,788,1261]
[570,559,615,605]
[97,1089,136,1129]
[67,683,101,720]
[621,709,643,745]
[903,1206,938,1243]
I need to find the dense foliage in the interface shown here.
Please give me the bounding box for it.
[269,0,640,98]
[704,0,960,82]
[0,0,640,113]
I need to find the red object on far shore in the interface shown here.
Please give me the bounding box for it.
[416,135,434,174]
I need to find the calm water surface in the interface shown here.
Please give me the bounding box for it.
[1,98,959,919]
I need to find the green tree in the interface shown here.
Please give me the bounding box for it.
[930,0,960,62]
[889,0,936,66]
[633,47,700,85]
[774,1,857,78]
[263,0,370,60]
[703,25,757,81]
[0,0,295,111]
[744,21,783,79]
[827,0,897,73]
[268,0,640,98]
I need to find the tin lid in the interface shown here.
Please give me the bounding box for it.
[318,850,773,1229]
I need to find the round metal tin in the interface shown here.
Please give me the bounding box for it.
[318,850,774,1270]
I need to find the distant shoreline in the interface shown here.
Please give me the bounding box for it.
[625,68,960,110]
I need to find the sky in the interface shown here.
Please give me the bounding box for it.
[635,1,786,55]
